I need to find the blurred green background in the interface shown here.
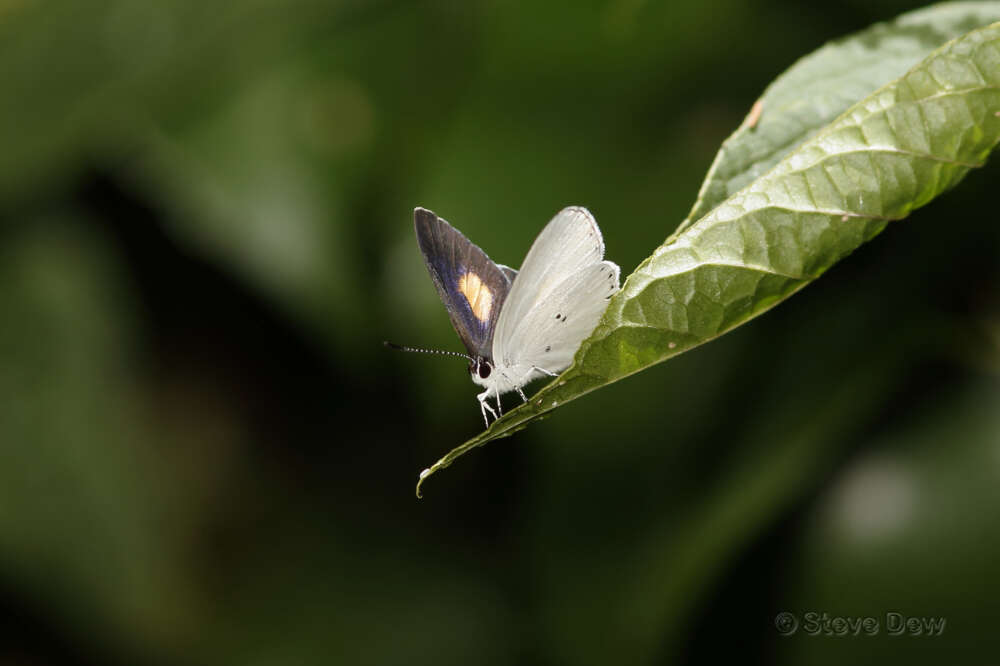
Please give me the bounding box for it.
[1,0,998,664]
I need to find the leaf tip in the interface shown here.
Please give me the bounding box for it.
[415,467,432,498]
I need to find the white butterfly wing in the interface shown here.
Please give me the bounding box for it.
[493,207,619,385]
[494,207,605,340]
[496,261,620,383]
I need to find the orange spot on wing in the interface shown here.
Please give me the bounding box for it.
[458,272,494,322]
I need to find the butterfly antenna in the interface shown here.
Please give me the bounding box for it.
[383,341,474,362]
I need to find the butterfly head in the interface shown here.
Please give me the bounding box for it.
[469,356,494,386]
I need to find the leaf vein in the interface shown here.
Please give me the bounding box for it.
[641,258,808,282]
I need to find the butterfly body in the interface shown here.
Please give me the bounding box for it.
[414,206,620,426]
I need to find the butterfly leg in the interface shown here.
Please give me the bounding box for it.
[477,389,497,428]
[531,365,560,377]
[516,385,528,403]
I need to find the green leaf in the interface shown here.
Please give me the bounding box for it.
[416,12,1000,497]
[679,1,1000,234]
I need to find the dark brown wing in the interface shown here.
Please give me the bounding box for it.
[414,207,514,360]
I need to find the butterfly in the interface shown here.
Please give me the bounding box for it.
[395,206,620,427]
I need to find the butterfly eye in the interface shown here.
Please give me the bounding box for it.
[478,363,492,379]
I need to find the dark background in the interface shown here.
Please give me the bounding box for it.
[1,1,998,664]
